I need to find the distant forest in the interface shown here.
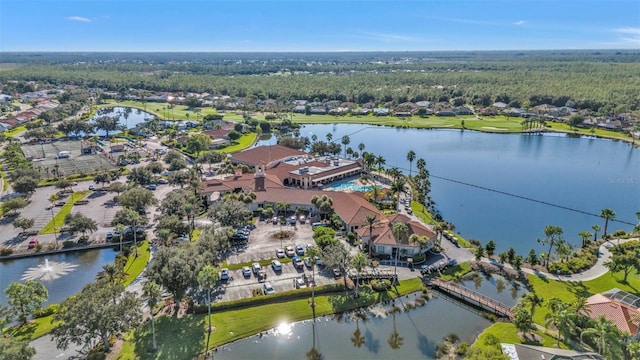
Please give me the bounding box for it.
[1,51,639,113]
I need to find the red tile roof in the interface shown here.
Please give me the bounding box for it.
[585,294,639,335]
[369,214,436,246]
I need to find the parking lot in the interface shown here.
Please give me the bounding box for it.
[211,220,338,302]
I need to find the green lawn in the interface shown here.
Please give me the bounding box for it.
[39,191,90,234]
[3,315,59,341]
[0,168,8,192]
[116,278,424,359]
[471,322,560,352]
[122,241,151,286]
[3,125,26,137]
[102,100,221,120]
[528,269,640,325]
[216,133,258,153]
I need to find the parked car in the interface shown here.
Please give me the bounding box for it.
[295,244,305,256]
[285,246,296,257]
[106,232,113,241]
[295,277,307,289]
[258,270,267,283]
[271,260,282,272]
[271,216,279,225]
[145,184,157,190]
[275,248,285,258]
[220,268,230,280]
[252,262,262,274]
[242,266,251,278]
[88,184,95,190]
[292,256,304,269]
[157,178,169,184]
[263,282,276,295]
[27,238,38,249]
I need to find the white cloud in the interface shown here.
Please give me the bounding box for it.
[513,20,525,26]
[67,16,91,23]
[613,27,640,44]
[359,31,418,42]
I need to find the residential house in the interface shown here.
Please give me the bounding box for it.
[584,289,640,337]
[0,94,12,103]
[454,106,473,115]
[492,102,508,109]
[373,108,389,116]
[435,109,455,116]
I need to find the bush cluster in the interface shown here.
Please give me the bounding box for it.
[370,279,391,291]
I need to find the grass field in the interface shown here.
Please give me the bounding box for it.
[116,278,424,359]
[471,322,559,352]
[102,100,221,120]
[3,125,26,137]
[216,133,258,153]
[39,191,90,234]
[122,241,151,286]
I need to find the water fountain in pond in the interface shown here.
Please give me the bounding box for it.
[21,258,79,281]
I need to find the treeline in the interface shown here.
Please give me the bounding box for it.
[2,53,640,112]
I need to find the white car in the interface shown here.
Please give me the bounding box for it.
[263,282,276,295]
[220,268,230,280]
[252,262,262,274]
[242,266,251,278]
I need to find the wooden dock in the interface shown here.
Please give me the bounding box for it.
[427,278,514,319]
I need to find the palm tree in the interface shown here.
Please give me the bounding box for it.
[311,194,333,220]
[341,135,350,158]
[581,316,622,357]
[578,231,592,248]
[326,132,333,142]
[374,155,386,178]
[366,184,382,203]
[600,208,616,240]
[537,225,564,269]
[351,253,368,298]
[406,150,416,177]
[592,225,601,242]
[306,246,321,309]
[390,177,406,208]
[358,142,365,153]
[306,322,323,360]
[416,158,426,174]
[387,312,404,350]
[143,280,162,352]
[197,264,220,351]
[364,214,379,257]
[97,263,125,284]
[522,291,544,320]
[391,222,408,285]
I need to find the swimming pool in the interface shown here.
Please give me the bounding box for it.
[326,180,372,192]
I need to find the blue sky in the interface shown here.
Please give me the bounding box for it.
[1,0,639,51]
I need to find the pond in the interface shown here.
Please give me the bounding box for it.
[0,248,118,306]
[89,107,155,136]
[257,125,640,254]
[216,274,525,359]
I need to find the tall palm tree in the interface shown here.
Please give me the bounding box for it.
[97,263,125,284]
[580,316,623,357]
[311,195,333,220]
[374,155,386,178]
[341,135,350,158]
[600,208,616,240]
[367,184,382,203]
[364,214,379,257]
[391,222,408,285]
[406,150,416,177]
[326,132,333,142]
[143,280,162,352]
[592,225,601,242]
[416,158,426,174]
[306,246,321,309]
[197,264,220,351]
[390,177,406,208]
[351,253,368,298]
[358,142,365,153]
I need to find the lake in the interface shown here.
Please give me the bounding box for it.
[216,274,525,359]
[89,107,154,136]
[257,125,640,254]
[0,248,117,306]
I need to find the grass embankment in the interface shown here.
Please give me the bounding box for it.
[3,125,26,137]
[216,132,258,153]
[410,200,471,248]
[472,322,559,352]
[5,243,149,341]
[1,168,8,192]
[122,241,151,286]
[117,278,423,359]
[39,191,90,234]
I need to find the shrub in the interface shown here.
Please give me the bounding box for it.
[33,304,59,318]
[1,248,14,256]
[412,253,426,263]
[74,200,90,205]
[370,279,391,292]
[35,243,43,251]
[62,240,75,249]
[456,342,468,355]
